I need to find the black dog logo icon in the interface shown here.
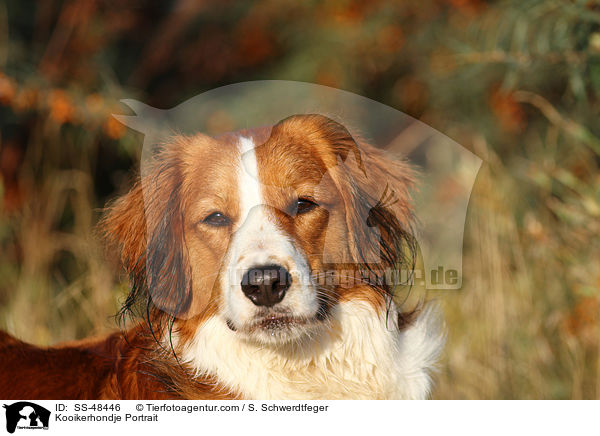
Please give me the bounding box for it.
[3,402,50,433]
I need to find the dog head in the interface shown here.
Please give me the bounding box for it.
[102,114,416,346]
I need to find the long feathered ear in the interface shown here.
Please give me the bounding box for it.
[344,140,417,279]
[100,145,192,324]
[101,181,147,285]
[301,114,417,286]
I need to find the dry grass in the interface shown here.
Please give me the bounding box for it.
[0,124,124,344]
[433,137,600,399]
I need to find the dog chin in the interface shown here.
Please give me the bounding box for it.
[226,312,324,345]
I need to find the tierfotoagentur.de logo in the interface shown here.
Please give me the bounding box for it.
[2,402,50,434]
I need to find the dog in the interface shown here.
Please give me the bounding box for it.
[0,114,444,399]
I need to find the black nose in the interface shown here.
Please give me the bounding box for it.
[241,265,292,307]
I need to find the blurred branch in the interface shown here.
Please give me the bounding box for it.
[513,90,600,156]
[454,50,587,66]
[130,0,213,87]
[0,1,7,68]
[560,1,600,25]
[39,1,91,79]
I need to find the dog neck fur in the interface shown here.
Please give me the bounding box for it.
[178,301,444,400]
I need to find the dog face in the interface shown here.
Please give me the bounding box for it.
[103,114,415,346]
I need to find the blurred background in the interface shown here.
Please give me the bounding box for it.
[0,0,599,399]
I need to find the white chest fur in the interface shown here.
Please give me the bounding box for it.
[180,301,444,399]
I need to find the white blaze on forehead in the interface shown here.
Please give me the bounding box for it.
[234,136,286,264]
[238,136,263,226]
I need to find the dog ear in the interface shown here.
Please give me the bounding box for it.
[101,181,147,282]
[302,114,416,277]
[101,142,192,321]
[344,139,417,276]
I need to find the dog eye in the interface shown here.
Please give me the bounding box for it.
[202,212,231,227]
[295,198,318,215]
